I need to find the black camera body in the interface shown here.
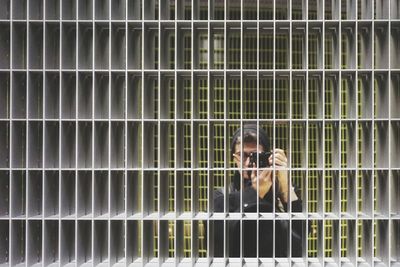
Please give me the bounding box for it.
[249,151,272,168]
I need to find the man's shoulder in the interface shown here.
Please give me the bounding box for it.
[213,188,224,199]
[213,188,225,212]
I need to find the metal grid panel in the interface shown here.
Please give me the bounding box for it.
[0,0,399,266]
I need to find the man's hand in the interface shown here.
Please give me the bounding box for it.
[251,148,297,203]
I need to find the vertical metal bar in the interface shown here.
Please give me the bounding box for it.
[9,0,13,266]
[223,0,227,262]
[240,0,244,262]
[288,0,293,261]
[256,0,260,262]
[140,0,145,265]
[304,0,309,261]
[25,3,30,267]
[124,0,128,265]
[206,0,211,262]
[157,1,161,265]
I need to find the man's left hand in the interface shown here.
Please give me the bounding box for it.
[270,149,298,204]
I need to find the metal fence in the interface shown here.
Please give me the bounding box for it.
[0,0,399,266]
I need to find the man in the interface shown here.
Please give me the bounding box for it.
[212,124,304,257]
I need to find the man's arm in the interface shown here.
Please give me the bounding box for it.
[211,189,225,257]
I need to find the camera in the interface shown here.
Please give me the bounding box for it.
[249,151,272,168]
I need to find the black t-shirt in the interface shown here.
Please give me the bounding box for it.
[211,186,304,258]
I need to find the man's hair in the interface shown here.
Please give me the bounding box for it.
[230,124,271,155]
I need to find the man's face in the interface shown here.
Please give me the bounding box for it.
[233,141,265,180]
